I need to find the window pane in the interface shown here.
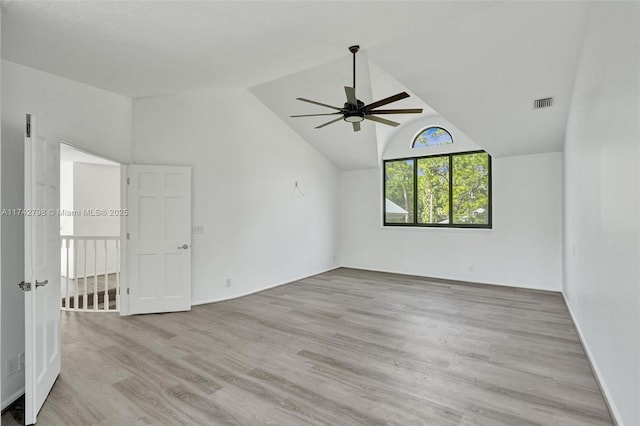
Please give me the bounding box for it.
[452,153,490,225]
[417,156,449,224]
[385,160,414,223]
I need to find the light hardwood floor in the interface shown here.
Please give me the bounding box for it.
[3,268,612,425]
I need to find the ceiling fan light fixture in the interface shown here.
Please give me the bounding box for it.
[344,111,365,123]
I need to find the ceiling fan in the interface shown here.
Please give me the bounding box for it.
[290,45,423,132]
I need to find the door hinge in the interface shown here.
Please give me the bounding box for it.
[126,288,130,295]
[26,114,31,138]
[18,281,32,292]
[127,232,130,240]
[127,177,131,185]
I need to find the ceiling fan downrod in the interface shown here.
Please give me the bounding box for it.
[349,45,359,90]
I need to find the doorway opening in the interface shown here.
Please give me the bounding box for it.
[59,143,123,312]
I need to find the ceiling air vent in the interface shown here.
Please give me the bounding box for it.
[533,97,553,109]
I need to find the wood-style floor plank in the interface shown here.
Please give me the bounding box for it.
[2,268,613,425]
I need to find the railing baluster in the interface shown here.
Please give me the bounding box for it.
[73,240,78,310]
[104,239,109,311]
[60,239,63,310]
[83,240,88,310]
[116,239,120,312]
[93,239,98,311]
[65,238,70,310]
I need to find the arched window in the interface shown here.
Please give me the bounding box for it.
[412,127,453,148]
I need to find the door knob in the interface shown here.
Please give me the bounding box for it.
[36,279,48,288]
[178,244,190,249]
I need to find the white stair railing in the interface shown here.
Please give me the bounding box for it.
[60,236,120,312]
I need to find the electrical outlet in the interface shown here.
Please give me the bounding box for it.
[18,352,25,371]
[226,278,232,287]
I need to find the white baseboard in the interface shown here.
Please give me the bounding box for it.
[342,265,561,293]
[562,292,622,425]
[191,266,340,306]
[1,386,24,411]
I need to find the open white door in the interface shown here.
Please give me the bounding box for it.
[23,114,61,424]
[127,165,191,314]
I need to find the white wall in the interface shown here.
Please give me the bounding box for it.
[340,151,563,291]
[63,162,121,279]
[1,61,132,408]
[563,2,640,424]
[60,161,74,235]
[73,162,121,238]
[0,5,3,411]
[60,160,75,280]
[133,89,340,304]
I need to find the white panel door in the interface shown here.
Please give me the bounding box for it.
[23,114,61,425]
[127,165,191,314]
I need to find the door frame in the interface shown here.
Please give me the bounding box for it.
[119,164,130,316]
[58,140,130,316]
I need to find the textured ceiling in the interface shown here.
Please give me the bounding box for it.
[368,1,589,158]
[1,1,590,168]
[1,1,495,97]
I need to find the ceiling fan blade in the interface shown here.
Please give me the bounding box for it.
[344,86,357,105]
[315,116,344,129]
[368,108,423,115]
[364,92,410,110]
[296,97,343,111]
[290,112,341,118]
[365,115,400,127]
[352,122,361,132]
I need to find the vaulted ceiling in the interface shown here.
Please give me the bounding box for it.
[1,1,590,169]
